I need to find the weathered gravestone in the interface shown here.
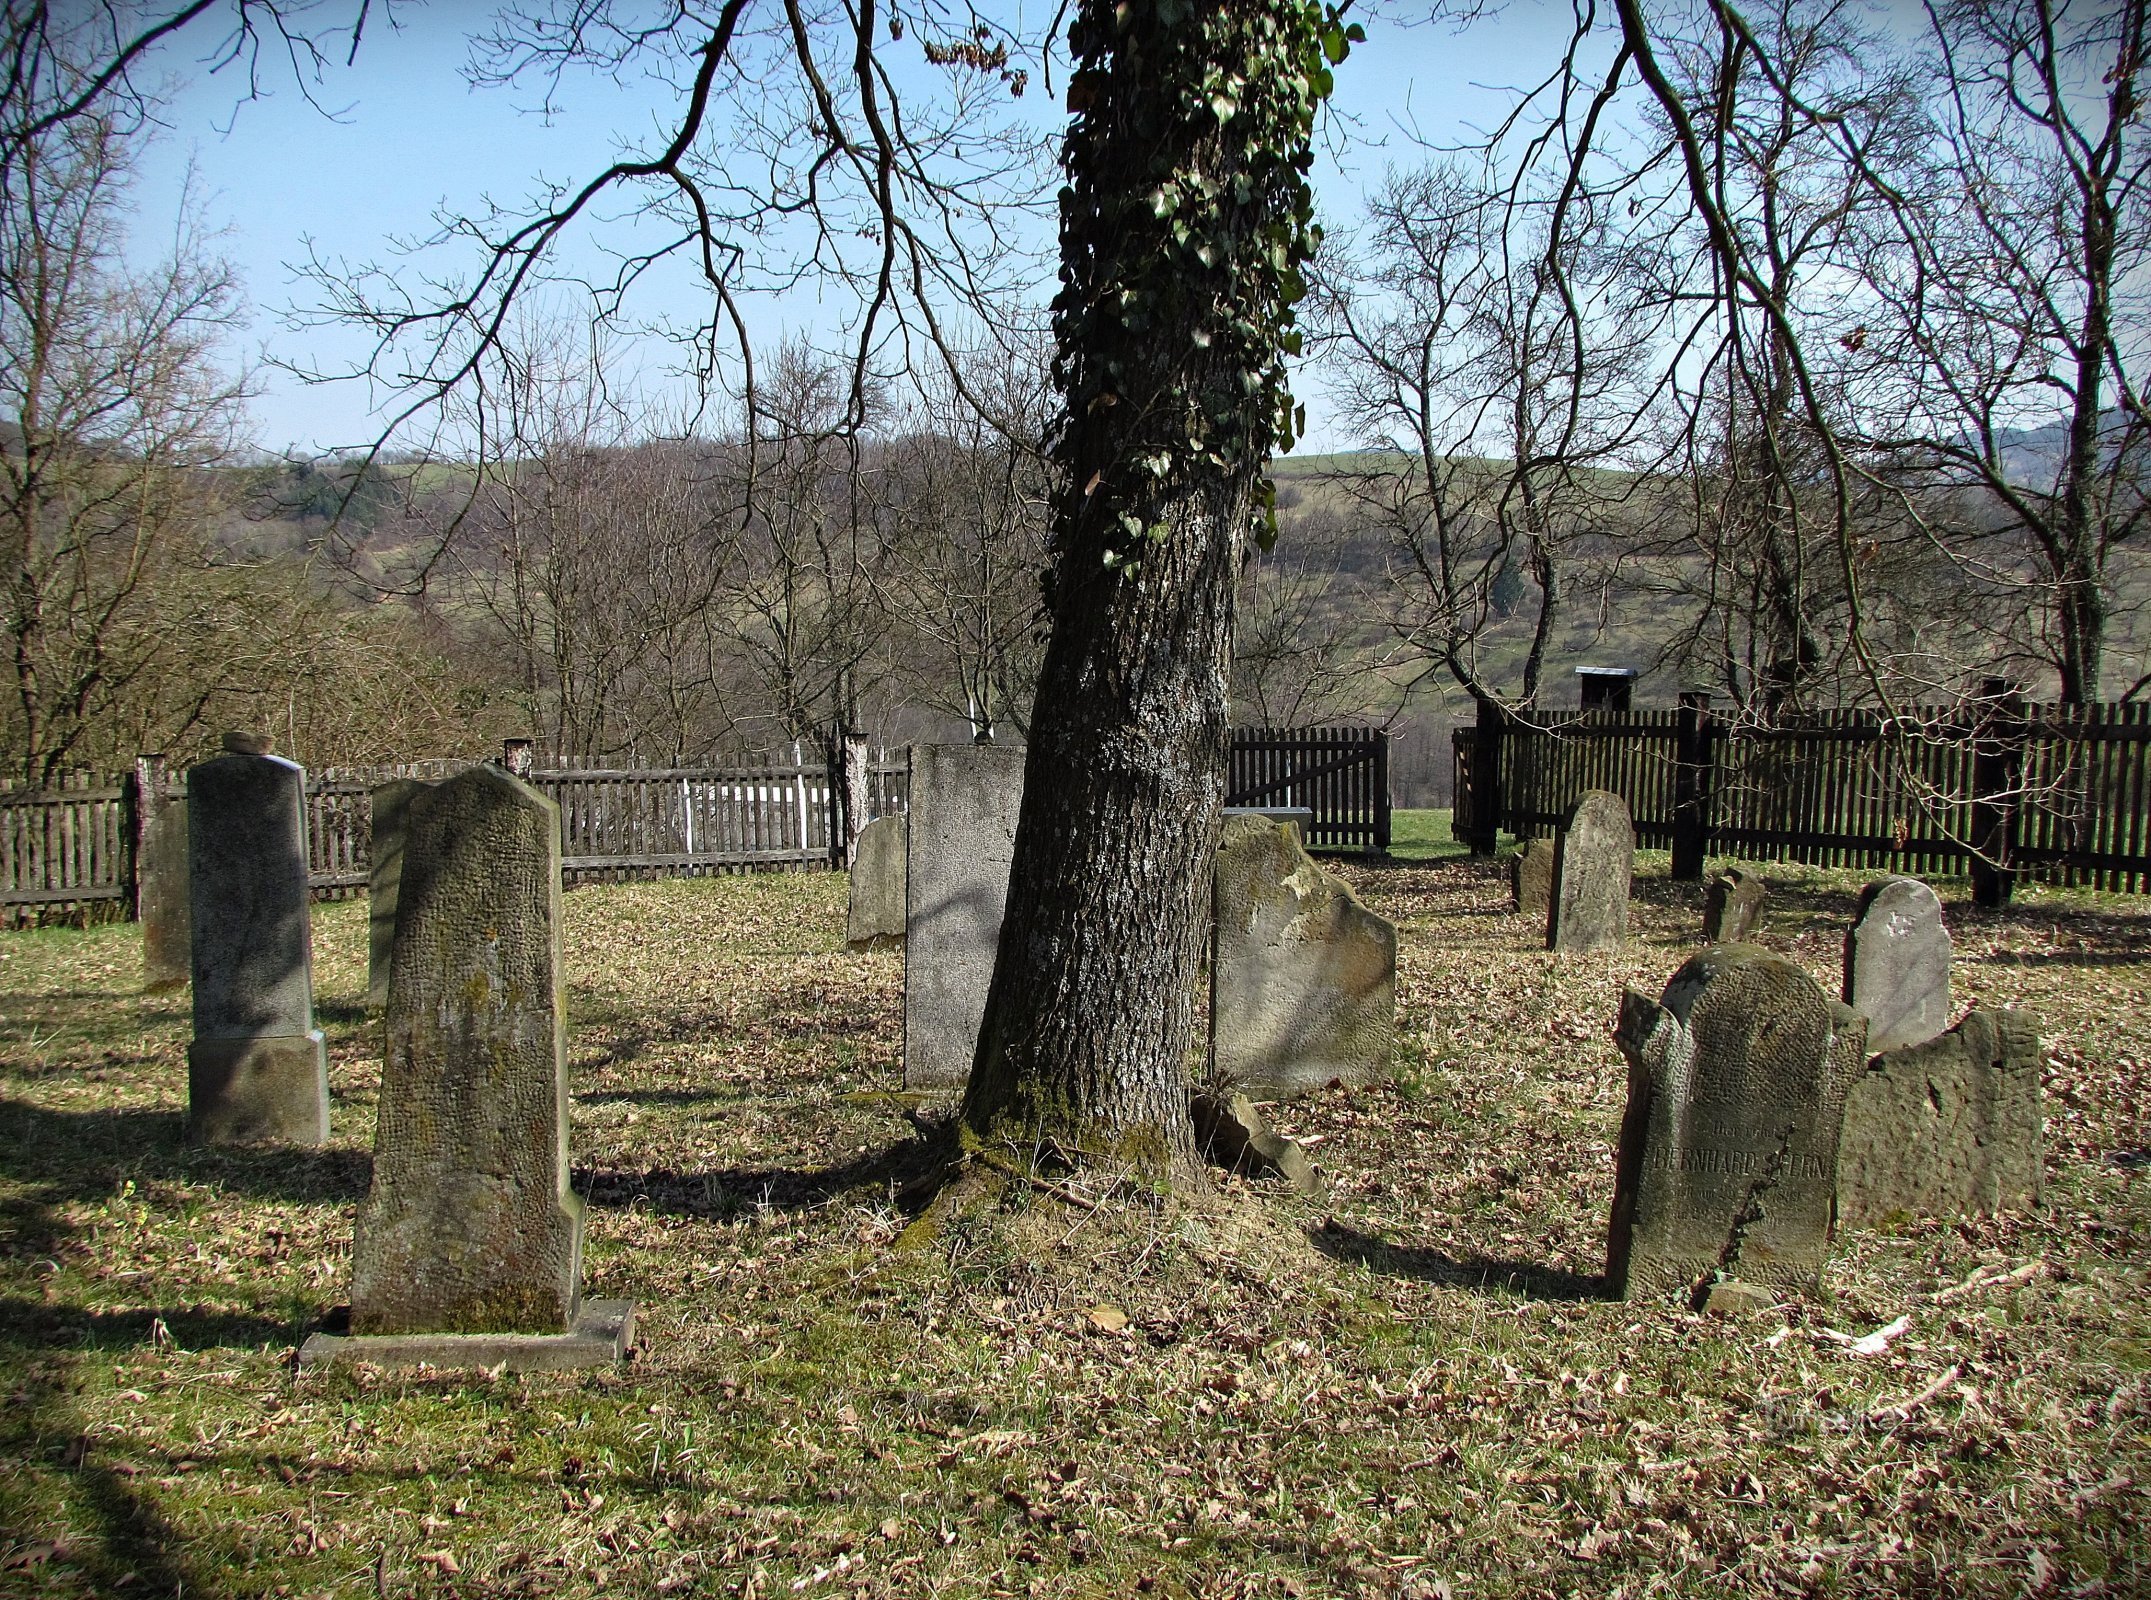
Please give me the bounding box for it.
[134,754,190,991]
[343,766,621,1359]
[904,744,1025,1089]
[1836,1008,2043,1230]
[1549,790,1634,952]
[1607,944,1866,1302]
[1843,876,1952,1054]
[846,813,907,950]
[1703,866,1766,944]
[1209,814,1396,1098]
[367,777,429,1010]
[186,736,328,1145]
[1511,837,1555,919]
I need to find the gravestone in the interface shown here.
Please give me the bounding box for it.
[846,813,907,950]
[1549,790,1634,952]
[1836,1008,2043,1229]
[134,754,190,991]
[1511,837,1554,919]
[903,744,1024,1088]
[1210,815,1396,1098]
[1703,866,1765,944]
[367,777,429,1010]
[186,737,328,1145]
[350,766,586,1336]
[1607,944,1865,1303]
[1843,876,1951,1054]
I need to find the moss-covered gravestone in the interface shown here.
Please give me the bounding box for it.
[135,754,190,992]
[1836,1009,2043,1229]
[1209,815,1395,1098]
[366,777,430,1011]
[185,738,328,1145]
[1511,837,1554,919]
[334,766,627,1367]
[1703,866,1765,944]
[846,812,907,950]
[1843,876,1951,1055]
[1549,790,1633,952]
[1607,944,1866,1303]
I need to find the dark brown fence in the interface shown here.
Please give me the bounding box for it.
[1227,726,1391,851]
[1452,696,2151,898]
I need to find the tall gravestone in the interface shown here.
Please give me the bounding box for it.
[903,744,1025,1089]
[846,813,907,950]
[350,766,585,1335]
[1511,837,1554,919]
[367,777,429,1011]
[1209,815,1396,1098]
[1843,876,1952,1055]
[1836,1008,2043,1229]
[186,735,328,1145]
[1703,866,1765,944]
[1549,790,1634,952]
[1607,944,1865,1302]
[134,754,190,991]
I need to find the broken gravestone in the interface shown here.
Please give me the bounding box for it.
[1549,790,1634,952]
[1511,837,1554,919]
[367,777,429,1011]
[903,744,1024,1089]
[1210,814,1396,1098]
[1703,866,1765,944]
[1191,1091,1322,1196]
[185,737,328,1145]
[349,766,590,1338]
[1836,1008,2043,1230]
[846,812,907,950]
[1607,944,1866,1303]
[1843,875,1952,1054]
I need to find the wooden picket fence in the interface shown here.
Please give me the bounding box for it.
[0,771,132,917]
[1227,726,1391,851]
[1453,695,2151,897]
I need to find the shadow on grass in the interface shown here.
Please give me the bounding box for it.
[577,1135,938,1220]
[0,1099,371,1206]
[0,1298,289,1353]
[1309,1218,1604,1302]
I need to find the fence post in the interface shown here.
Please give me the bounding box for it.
[1467,694,1504,857]
[133,754,191,989]
[1970,678,2026,908]
[1671,691,1714,882]
[1373,729,1393,853]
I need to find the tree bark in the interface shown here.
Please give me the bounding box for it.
[958,0,1338,1180]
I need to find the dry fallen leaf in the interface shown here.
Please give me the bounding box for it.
[1086,1304,1129,1333]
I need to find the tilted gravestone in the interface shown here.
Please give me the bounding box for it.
[1511,837,1554,919]
[367,777,430,1011]
[1843,876,1952,1054]
[846,812,907,950]
[1607,944,1865,1302]
[135,754,190,992]
[1549,790,1634,952]
[186,738,328,1145]
[1836,1008,2043,1229]
[350,766,587,1336]
[1703,866,1766,944]
[1209,815,1396,1098]
[903,744,1025,1089]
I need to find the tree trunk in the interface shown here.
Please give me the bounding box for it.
[958,0,1339,1181]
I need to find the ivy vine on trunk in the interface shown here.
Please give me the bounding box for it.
[957,0,1355,1182]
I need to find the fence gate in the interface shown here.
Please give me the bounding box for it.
[1227,726,1391,852]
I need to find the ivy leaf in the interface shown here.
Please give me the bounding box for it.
[1210,91,1238,123]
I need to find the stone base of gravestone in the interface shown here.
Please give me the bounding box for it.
[1512,837,1554,919]
[1844,876,1952,1055]
[352,766,586,1336]
[187,1032,330,1145]
[1703,866,1765,944]
[298,1298,636,1374]
[1550,791,1634,952]
[367,777,429,1011]
[1607,943,1865,1303]
[903,744,1025,1089]
[1836,1009,2043,1230]
[1209,815,1396,1098]
[846,813,907,950]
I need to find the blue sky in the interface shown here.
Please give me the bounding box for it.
[127,0,1591,455]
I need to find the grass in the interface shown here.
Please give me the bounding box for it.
[0,843,2146,1598]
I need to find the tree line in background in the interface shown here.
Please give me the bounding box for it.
[2,0,2144,792]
